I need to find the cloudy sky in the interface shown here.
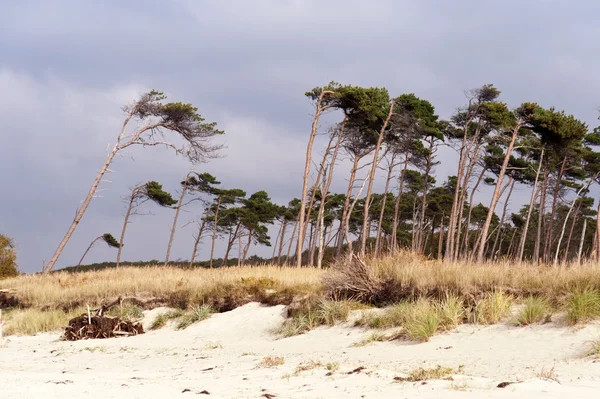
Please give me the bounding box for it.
[2,0,599,273]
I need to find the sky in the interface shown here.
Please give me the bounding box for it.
[1,0,600,273]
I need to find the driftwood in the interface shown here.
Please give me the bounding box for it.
[63,297,144,341]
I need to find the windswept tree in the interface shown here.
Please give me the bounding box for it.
[165,172,221,266]
[206,187,246,268]
[117,181,177,267]
[44,91,224,272]
[77,233,120,269]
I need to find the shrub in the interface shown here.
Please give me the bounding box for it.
[565,289,600,325]
[0,234,18,279]
[472,290,512,325]
[515,296,551,326]
[177,304,214,330]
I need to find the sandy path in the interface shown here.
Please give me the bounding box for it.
[2,302,600,398]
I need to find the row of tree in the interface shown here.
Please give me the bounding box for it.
[42,84,600,271]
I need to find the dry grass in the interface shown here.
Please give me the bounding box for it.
[325,251,600,305]
[472,290,512,325]
[0,266,323,311]
[258,356,285,368]
[396,365,456,382]
[2,307,85,336]
[277,299,355,337]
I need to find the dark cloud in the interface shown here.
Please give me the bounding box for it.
[1,0,599,272]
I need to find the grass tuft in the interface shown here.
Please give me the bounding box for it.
[258,356,285,368]
[3,307,85,336]
[402,299,440,342]
[515,296,551,326]
[565,289,600,325]
[176,304,214,330]
[472,290,512,325]
[105,303,143,322]
[150,309,184,330]
[397,365,455,382]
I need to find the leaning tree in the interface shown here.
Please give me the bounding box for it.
[43,90,223,272]
[117,181,177,267]
[76,233,120,270]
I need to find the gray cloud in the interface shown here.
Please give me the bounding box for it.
[1,0,599,272]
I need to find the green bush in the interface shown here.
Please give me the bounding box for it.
[0,234,18,279]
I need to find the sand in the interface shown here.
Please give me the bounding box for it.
[2,302,600,398]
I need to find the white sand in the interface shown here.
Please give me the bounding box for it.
[2,302,600,398]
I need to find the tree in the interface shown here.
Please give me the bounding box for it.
[165,172,221,266]
[207,188,246,268]
[77,233,120,269]
[43,91,224,272]
[0,234,18,278]
[117,181,177,267]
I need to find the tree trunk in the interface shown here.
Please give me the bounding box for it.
[243,228,252,264]
[316,127,344,268]
[577,219,587,265]
[544,155,568,262]
[336,156,362,256]
[490,178,515,260]
[476,124,522,263]
[375,156,396,256]
[391,158,409,253]
[554,175,597,264]
[297,90,333,268]
[165,176,191,266]
[563,200,583,263]
[209,196,222,269]
[518,148,544,262]
[44,144,121,272]
[461,167,487,258]
[416,139,435,253]
[437,216,445,260]
[276,220,288,265]
[222,221,241,267]
[596,201,600,261]
[285,218,299,265]
[117,187,140,268]
[534,167,549,262]
[454,143,483,258]
[189,219,207,267]
[360,103,395,255]
[77,236,103,270]
[345,176,368,254]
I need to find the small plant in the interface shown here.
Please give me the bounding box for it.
[318,300,350,326]
[277,300,351,337]
[398,365,455,382]
[565,289,600,325]
[177,304,214,330]
[585,337,600,357]
[352,331,392,347]
[204,341,222,350]
[150,309,184,330]
[472,290,512,325]
[258,356,285,368]
[515,296,551,326]
[326,362,339,373]
[536,365,559,383]
[436,293,466,330]
[403,299,440,342]
[294,360,323,375]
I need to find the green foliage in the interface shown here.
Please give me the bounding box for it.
[0,234,18,278]
[102,233,121,248]
[566,289,600,325]
[515,296,551,326]
[144,181,177,207]
[176,304,214,330]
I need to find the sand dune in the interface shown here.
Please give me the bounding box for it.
[2,302,600,398]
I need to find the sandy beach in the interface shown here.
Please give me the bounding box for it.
[2,302,600,398]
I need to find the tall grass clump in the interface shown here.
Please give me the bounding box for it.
[277,299,353,337]
[150,309,184,330]
[402,299,440,342]
[472,290,512,325]
[565,289,600,325]
[436,293,465,330]
[515,296,551,326]
[176,304,214,330]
